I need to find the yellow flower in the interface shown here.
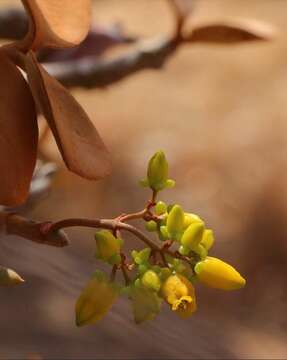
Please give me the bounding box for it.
[194,257,246,290]
[161,274,196,319]
[75,272,118,327]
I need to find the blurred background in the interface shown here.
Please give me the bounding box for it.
[0,0,287,358]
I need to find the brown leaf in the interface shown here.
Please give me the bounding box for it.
[25,51,112,180]
[21,0,92,49]
[0,52,38,206]
[186,18,275,44]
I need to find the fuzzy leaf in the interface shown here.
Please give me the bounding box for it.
[25,51,111,180]
[0,52,38,206]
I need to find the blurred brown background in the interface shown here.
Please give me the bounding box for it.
[1,0,287,358]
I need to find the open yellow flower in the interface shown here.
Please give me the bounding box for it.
[161,274,196,319]
[0,0,111,206]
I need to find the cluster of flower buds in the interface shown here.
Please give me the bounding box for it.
[75,151,246,326]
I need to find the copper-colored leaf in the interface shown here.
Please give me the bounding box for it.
[0,52,38,206]
[186,18,275,44]
[21,0,92,49]
[25,51,112,180]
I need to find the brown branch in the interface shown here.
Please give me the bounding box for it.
[0,212,69,247]
[0,9,28,40]
[43,35,180,89]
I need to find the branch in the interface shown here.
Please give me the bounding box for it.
[43,36,180,89]
[0,212,69,247]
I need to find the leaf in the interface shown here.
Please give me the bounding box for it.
[25,51,112,180]
[21,0,92,49]
[0,52,38,206]
[186,18,275,44]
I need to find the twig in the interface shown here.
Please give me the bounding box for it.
[44,35,180,89]
[0,212,68,247]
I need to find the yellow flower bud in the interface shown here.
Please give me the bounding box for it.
[181,222,205,250]
[147,150,168,191]
[161,274,196,318]
[194,257,246,290]
[167,205,185,240]
[75,272,119,327]
[130,286,162,324]
[95,230,122,265]
[0,267,24,286]
[183,213,203,229]
[200,229,214,250]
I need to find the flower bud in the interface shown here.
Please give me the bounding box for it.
[145,220,157,232]
[194,257,246,290]
[141,270,161,292]
[161,274,196,318]
[132,248,151,265]
[183,213,203,229]
[181,222,205,250]
[0,267,24,286]
[155,201,167,215]
[193,244,207,260]
[95,230,122,265]
[130,286,162,324]
[75,272,119,327]
[167,205,185,240]
[200,229,214,250]
[159,225,169,241]
[147,150,168,191]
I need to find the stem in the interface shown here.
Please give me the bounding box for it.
[47,217,160,251]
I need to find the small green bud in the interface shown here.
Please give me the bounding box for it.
[132,248,151,265]
[138,264,149,274]
[159,225,169,241]
[179,245,190,256]
[165,179,175,188]
[95,230,122,265]
[141,270,161,292]
[167,205,185,241]
[181,222,205,250]
[145,220,158,232]
[0,267,24,287]
[147,150,169,191]
[155,201,167,215]
[201,229,215,250]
